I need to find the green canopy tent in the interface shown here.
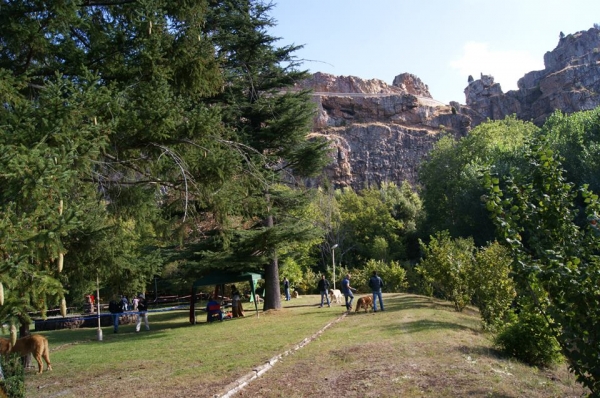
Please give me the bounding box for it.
[189,272,263,324]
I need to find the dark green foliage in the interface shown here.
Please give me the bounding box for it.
[0,353,25,398]
[0,0,230,324]
[195,0,329,310]
[419,116,538,245]
[484,135,600,394]
[541,108,600,193]
[494,307,562,367]
[335,182,422,267]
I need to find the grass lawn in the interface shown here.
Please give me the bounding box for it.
[17,293,589,398]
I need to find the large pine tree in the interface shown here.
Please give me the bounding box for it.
[202,0,329,310]
[0,0,233,327]
[1,0,329,319]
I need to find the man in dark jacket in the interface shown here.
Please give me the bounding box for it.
[317,274,331,308]
[369,271,385,312]
[108,296,123,333]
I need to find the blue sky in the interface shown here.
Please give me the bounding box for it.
[269,0,600,104]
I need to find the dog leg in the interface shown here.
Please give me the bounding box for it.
[34,354,43,374]
[43,342,52,371]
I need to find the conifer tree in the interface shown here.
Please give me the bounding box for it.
[202,0,329,310]
[0,0,229,328]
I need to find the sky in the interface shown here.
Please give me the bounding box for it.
[269,0,600,104]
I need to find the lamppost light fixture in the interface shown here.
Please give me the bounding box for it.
[331,244,339,289]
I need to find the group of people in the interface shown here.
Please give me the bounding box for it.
[108,293,150,333]
[317,271,385,312]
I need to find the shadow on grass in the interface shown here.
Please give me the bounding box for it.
[383,318,475,334]
[385,295,456,312]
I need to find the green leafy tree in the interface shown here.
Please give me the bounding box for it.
[471,241,516,331]
[0,77,113,333]
[419,116,538,245]
[542,108,600,192]
[483,137,600,394]
[337,182,422,267]
[416,231,475,312]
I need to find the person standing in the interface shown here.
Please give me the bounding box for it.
[283,277,291,301]
[369,271,385,312]
[341,274,356,311]
[136,293,150,332]
[108,296,123,333]
[231,285,245,318]
[132,295,139,311]
[317,275,331,308]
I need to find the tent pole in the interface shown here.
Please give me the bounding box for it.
[189,286,196,325]
[251,280,259,317]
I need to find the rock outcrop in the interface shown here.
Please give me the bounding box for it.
[466,27,600,125]
[301,27,600,190]
[301,73,469,189]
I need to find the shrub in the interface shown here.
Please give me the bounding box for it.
[494,308,562,367]
[0,353,25,398]
[472,242,516,331]
[416,231,475,311]
[350,259,407,293]
[292,267,320,294]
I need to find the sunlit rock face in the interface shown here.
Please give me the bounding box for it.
[301,27,600,190]
[466,27,600,126]
[299,73,469,189]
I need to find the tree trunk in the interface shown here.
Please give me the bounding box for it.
[262,214,281,310]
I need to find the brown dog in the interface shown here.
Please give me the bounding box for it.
[0,335,52,374]
[355,296,373,313]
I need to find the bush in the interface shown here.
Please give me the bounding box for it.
[494,309,562,367]
[350,259,407,293]
[0,353,25,398]
[293,267,319,295]
[416,231,475,311]
[472,242,516,331]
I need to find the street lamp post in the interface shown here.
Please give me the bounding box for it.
[331,244,339,290]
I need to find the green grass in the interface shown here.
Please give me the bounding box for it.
[19,294,589,398]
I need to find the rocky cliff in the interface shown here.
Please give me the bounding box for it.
[301,73,471,189]
[301,27,600,190]
[466,27,600,126]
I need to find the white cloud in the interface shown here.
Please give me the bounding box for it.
[450,42,544,91]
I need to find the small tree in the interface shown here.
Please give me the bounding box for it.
[416,231,475,312]
[472,241,516,331]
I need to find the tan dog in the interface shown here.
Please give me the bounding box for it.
[291,290,299,299]
[0,335,52,374]
[329,289,343,304]
[355,296,373,313]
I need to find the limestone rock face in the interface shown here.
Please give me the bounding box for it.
[300,72,403,94]
[392,73,432,98]
[301,73,468,189]
[302,27,600,190]
[466,27,600,125]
